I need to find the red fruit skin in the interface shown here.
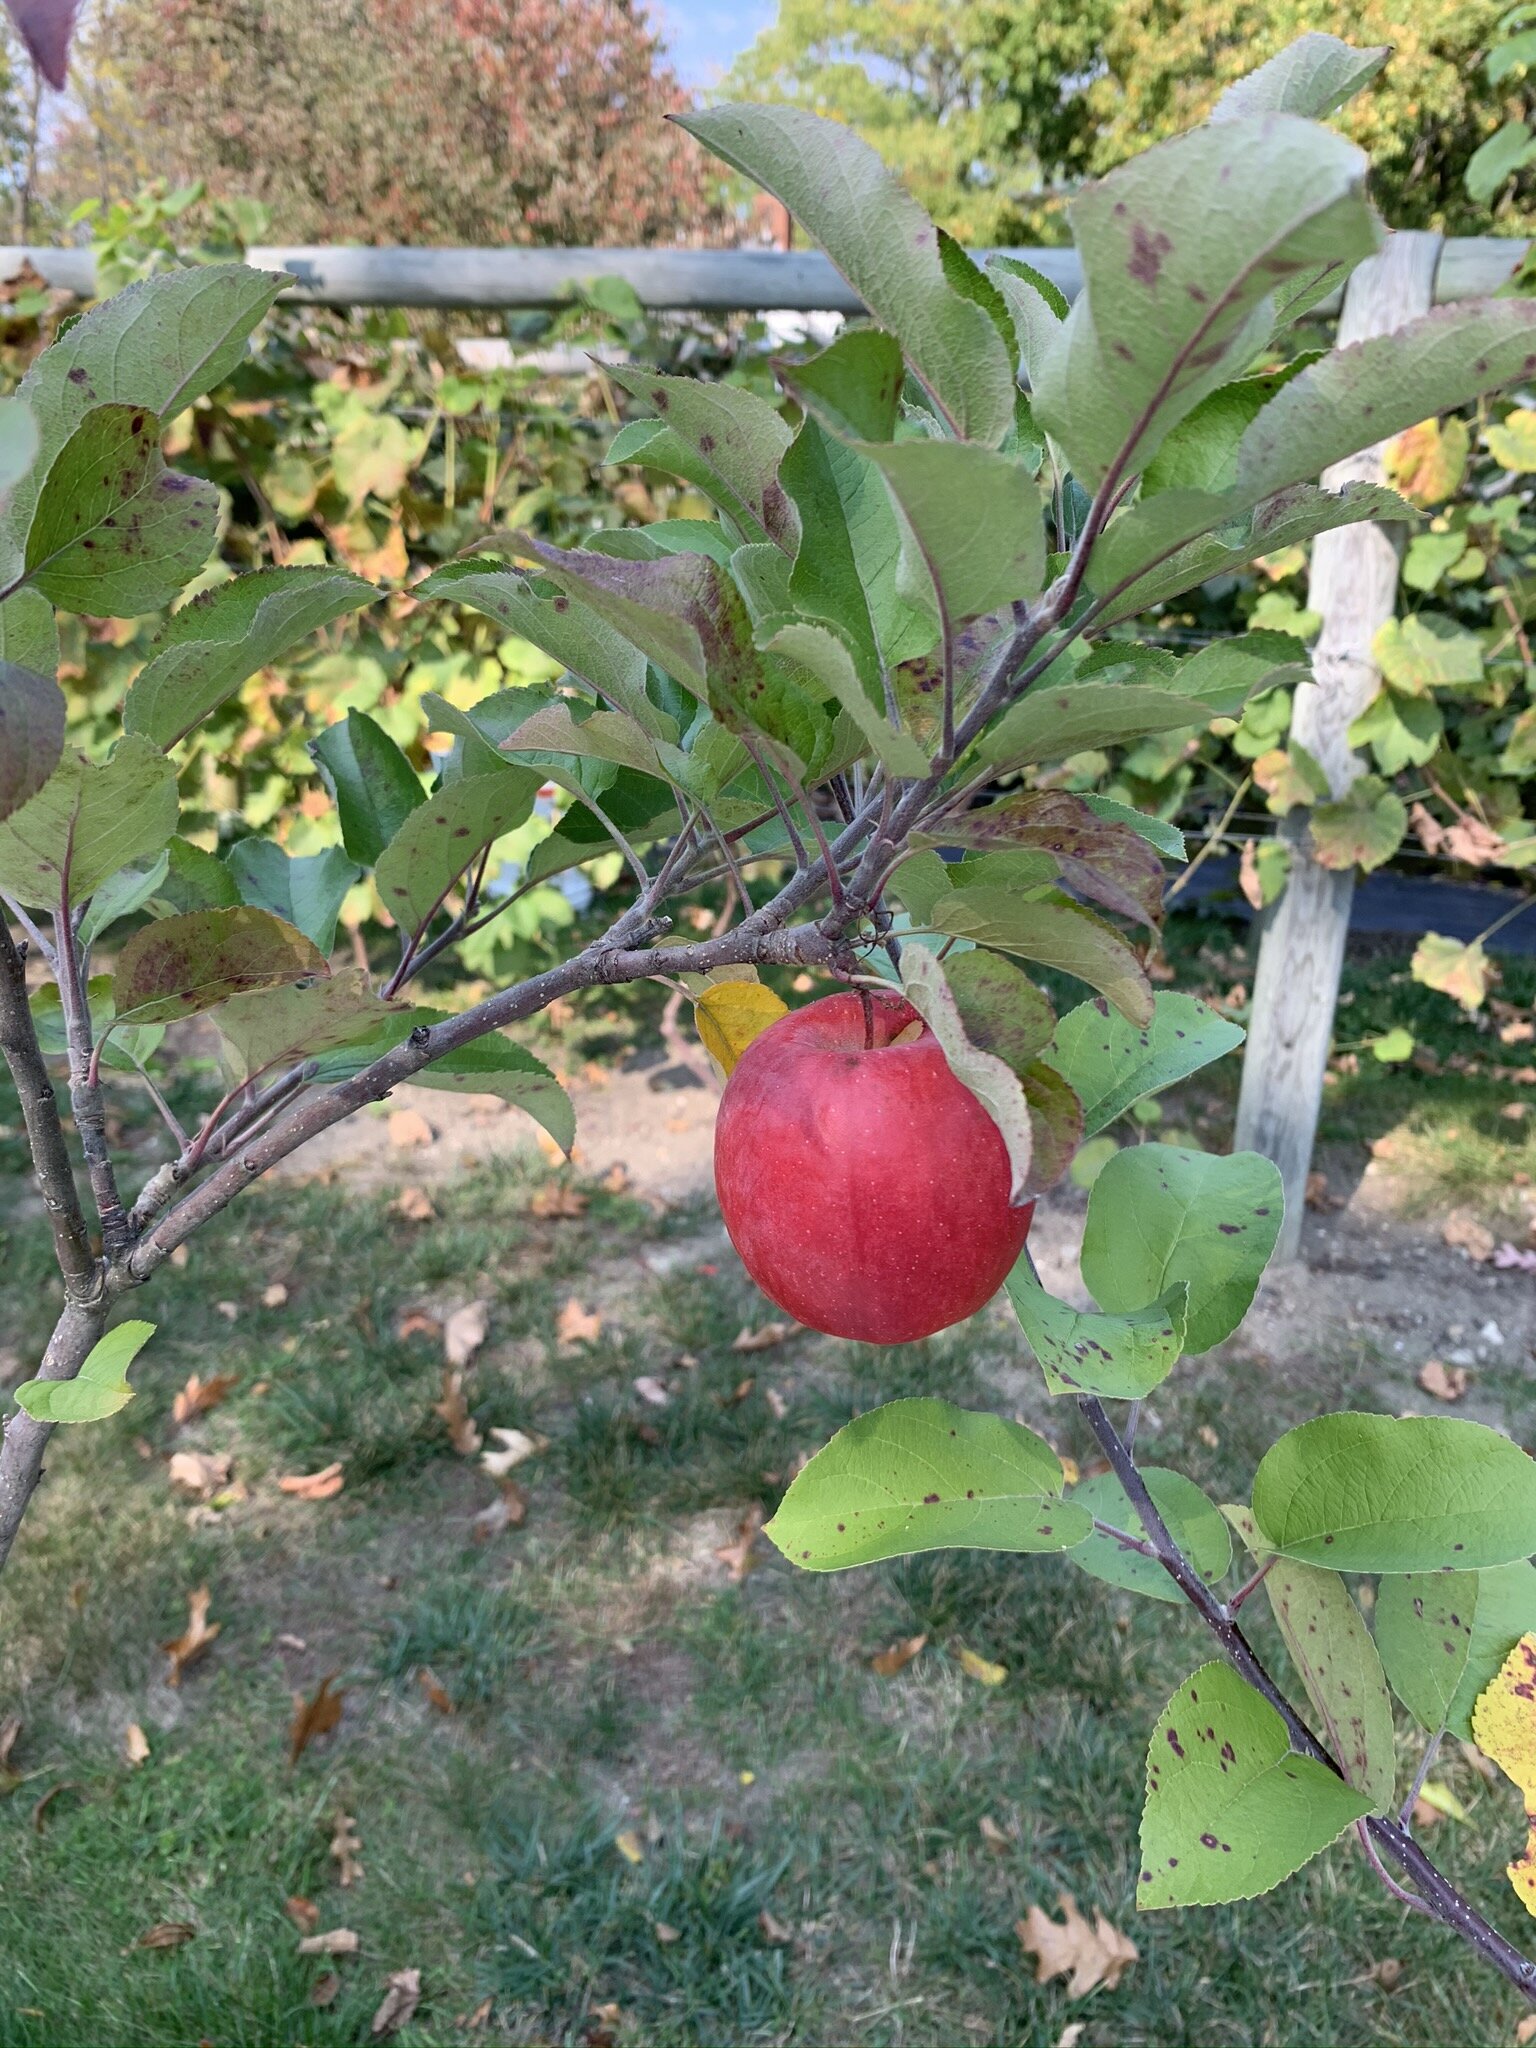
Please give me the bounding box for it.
[713,989,1034,1344]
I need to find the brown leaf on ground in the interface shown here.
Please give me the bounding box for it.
[123,1722,150,1767]
[978,1815,1012,1853]
[530,1183,588,1219]
[534,1125,566,1166]
[556,1297,602,1349]
[0,1714,22,1794]
[1517,2012,1536,2045]
[633,1374,671,1408]
[289,1673,345,1765]
[472,1478,528,1540]
[763,1386,788,1421]
[601,1164,631,1194]
[32,1781,82,1831]
[721,1376,755,1407]
[263,1281,290,1309]
[285,1896,320,1934]
[331,1811,364,1887]
[388,1108,434,1149]
[585,2000,624,2048]
[418,1667,455,1715]
[393,1185,436,1222]
[1056,2026,1087,2048]
[162,1586,220,1686]
[435,1371,482,1456]
[1419,1359,1469,1402]
[397,1309,441,1342]
[731,1321,794,1353]
[309,1971,342,2008]
[1017,1891,1139,1997]
[1444,1211,1496,1262]
[443,1300,489,1368]
[277,1462,345,1500]
[1362,1956,1403,1992]
[870,1633,927,1679]
[758,1908,793,1946]
[1305,1171,1344,1212]
[172,1373,237,1426]
[167,1450,233,1499]
[460,1994,496,2028]
[653,1923,681,1946]
[298,1928,360,1957]
[132,1921,196,1950]
[716,1503,765,1583]
[371,1968,423,2038]
[481,1427,548,1478]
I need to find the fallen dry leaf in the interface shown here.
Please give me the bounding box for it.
[481,1426,547,1479]
[716,1503,765,1584]
[397,1309,441,1343]
[263,1281,290,1309]
[162,1586,220,1686]
[758,1908,793,1946]
[653,1922,681,1946]
[418,1666,455,1715]
[123,1722,150,1767]
[289,1673,345,1766]
[731,1321,793,1353]
[601,1164,630,1194]
[978,1815,1012,1854]
[534,1125,566,1167]
[1517,2014,1536,2046]
[461,1994,495,2028]
[870,1634,927,1679]
[277,1462,345,1501]
[633,1374,671,1408]
[530,1183,588,1219]
[310,1971,342,2008]
[435,1370,482,1456]
[167,1450,233,1500]
[1444,1211,1496,1263]
[1363,1956,1403,1992]
[614,1828,645,1865]
[172,1372,237,1426]
[443,1300,489,1368]
[586,2000,624,2048]
[556,1297,602,1349]
[32,1781,82,1832]
[0,1715,21,1794]
[215,1300,238,1322]
[1017,1890,1139,1998]
[331,1810,364,1887]
[1057,2026,1087,2048]
[1418,1359,1469,1402]
[958,1647,1008,1686]
[388,1108,434,1149]
[472,1478,528,1540]
[371,1967,422,2038]
[133,1921,196,1951]
[298,1928,360,1957]
[392,1185,435,1222]
[1305,1171,1344,1213]
[285,1896,321,1934]
[763,1385,788,1421]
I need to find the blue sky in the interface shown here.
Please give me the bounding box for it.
[647,1,778,88]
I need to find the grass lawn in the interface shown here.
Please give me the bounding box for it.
[2,919,1536,2046]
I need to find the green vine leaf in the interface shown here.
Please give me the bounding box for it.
[764,1397,1090,1572]
[1309,775,1407,872]
[1139,1661,1373,1909]
[13,1320,155,1425]
[1007,1259,1188,1400]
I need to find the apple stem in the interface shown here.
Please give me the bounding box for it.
[858,986,875,1051]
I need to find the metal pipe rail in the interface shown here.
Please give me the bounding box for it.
[0,237,1525,312]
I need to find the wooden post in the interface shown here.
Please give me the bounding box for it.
[1233,230,1442,1259]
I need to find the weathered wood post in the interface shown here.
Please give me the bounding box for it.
[1233,230,1443,1260]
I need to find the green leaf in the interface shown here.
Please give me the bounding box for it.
[1210,33,1390,120]
[1007,1258,1188,1400]
[416,561,668,738]
[12,1319,155,1425]
[980,682,1213,771]
[773,327,906,442]
[1020,1059,1085,1192]
[1376,1563,1536,1740]
[30,975,164,1073]
[855,438,1046,623]
[1032,118,1377,485]
[606,365,796,553]
[938,949,1056,1076]
[1080,1144,1282,1353]
[497,697,669,783]
[309,710,426,869]
[0,396,39,493]
[152,836,240,915]
[1048,992,1244,1137]
[124,568,375,749]
[222,841,361,955]
[1082,793,1186,863]
[763,1397,1090,1572]
[899,945,1034,1201]
[1176,632,1311,717]
[112,905,327,1027]
[1411,931,1491,1013]
[1139,1661,1373,1908]
[988,257,1068,385]
[1253,1413,1536,1572]
[0,662,65,824]
[1309,776,1406,873]
[678,106,1014,446]
[1372,613,1483,695]
[77,852,169,949]
[1069,1467,1230,1603]
[1227,1507,1395,1811]
[373,772,538,937]
[0,588,59,678]
[1467,121,1536,206]
[767,621,928,777]
[932,888,1153,1027]
[0,736,178,909]
[24,404,218,615]
[921,790,1164,929]
[214,966,404,1083]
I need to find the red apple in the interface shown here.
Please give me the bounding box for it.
[713,988,1034,1344]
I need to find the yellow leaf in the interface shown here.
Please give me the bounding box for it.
[958,1647,1008,1686]
[1413,1779,1468,1822]
[1472,1633,1536,1916]
[614,1829,645,1865]
[692,980,787,1077]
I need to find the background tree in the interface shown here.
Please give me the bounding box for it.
[45,0,720,244]
[729,0,1525,241]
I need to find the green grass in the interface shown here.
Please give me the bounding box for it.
[3,923,1536,2044]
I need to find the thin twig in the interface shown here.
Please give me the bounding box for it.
[1164,777,1253,906]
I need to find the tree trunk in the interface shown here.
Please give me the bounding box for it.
[1234,230,1442,1261]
